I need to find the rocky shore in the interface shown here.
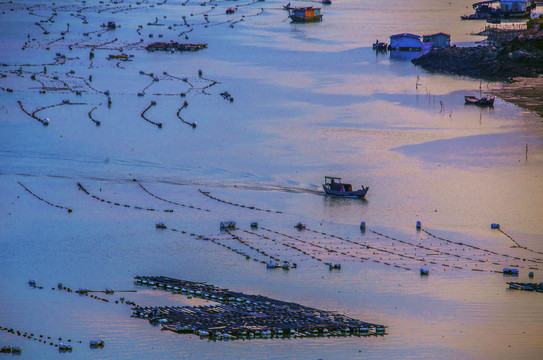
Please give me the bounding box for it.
[412,32,543,81]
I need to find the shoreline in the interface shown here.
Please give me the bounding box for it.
[412,26,543,118]
[491,76,543,119]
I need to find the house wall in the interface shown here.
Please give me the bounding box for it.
[390,36,421,50]
[431,35,450,48]
[500,0,532,13]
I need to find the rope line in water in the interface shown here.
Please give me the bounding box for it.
[166,226,268,265]
[367,229,531,272]
[303,227,516,273]
[140,101,162,128]
[226,230,293,266]
[423,228,542,263]
[370,230,499,267]
[176,100,196,127]
[18,181,72,213]
[87,106,101,125]
[77,183,174,213]
[260,227,411,271]
[498,228,543,256]
[198,189,283,213]
[138,183,209,211]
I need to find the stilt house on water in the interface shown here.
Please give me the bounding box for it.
[389,33,422,51]
[467,0,535,18]
[500,0,535,17]
[422,33,451,49]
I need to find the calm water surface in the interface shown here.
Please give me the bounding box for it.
[1,0,542,359]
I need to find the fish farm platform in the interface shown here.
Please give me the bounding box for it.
[133,276,386,340]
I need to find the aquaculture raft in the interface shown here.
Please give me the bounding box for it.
[508,282,543,293]
[133,276,386,340]
[145,42,207,52]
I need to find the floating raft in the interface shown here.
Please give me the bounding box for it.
[145,42,207,52]
[508,282,543,293]
[133,276,386,340]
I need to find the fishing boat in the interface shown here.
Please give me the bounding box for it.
[464,95,495,106]
[289,7,323,22]
[460,13,490,20]
[372,41,388,51]
[322,176,369,198]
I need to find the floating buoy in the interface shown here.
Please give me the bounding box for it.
[491,223,500,229]
[294,222,306,230]
[89,339,104,348]
[420,268,429,275]
[250,222,259,228]
[220,221,236,229]
[360,221,366,230]
[58,343,72,351]
[155,222,167,229]
[529,272,534,278]
[28,279,36,286]
[416,221,421,230]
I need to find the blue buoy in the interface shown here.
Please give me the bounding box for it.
[491,223,500,229]
[360,221,366,230]
[529,272,534,278]
[416,221,421,230]
[510,268,519,275]
[420,268,429,275]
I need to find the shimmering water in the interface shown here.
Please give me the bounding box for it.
[1,0,542,359]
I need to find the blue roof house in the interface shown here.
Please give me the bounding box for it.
[389,33,422,51]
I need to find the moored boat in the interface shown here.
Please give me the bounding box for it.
[464,95,495,106]
[372,41,388,51]
[322,176,369,198]
[289,7,323,22]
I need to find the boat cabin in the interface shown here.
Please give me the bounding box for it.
[324,177,353,192]
[389,33,422,51]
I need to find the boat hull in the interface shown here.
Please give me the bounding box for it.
[322,185,369,198]
[464,96,494,106]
